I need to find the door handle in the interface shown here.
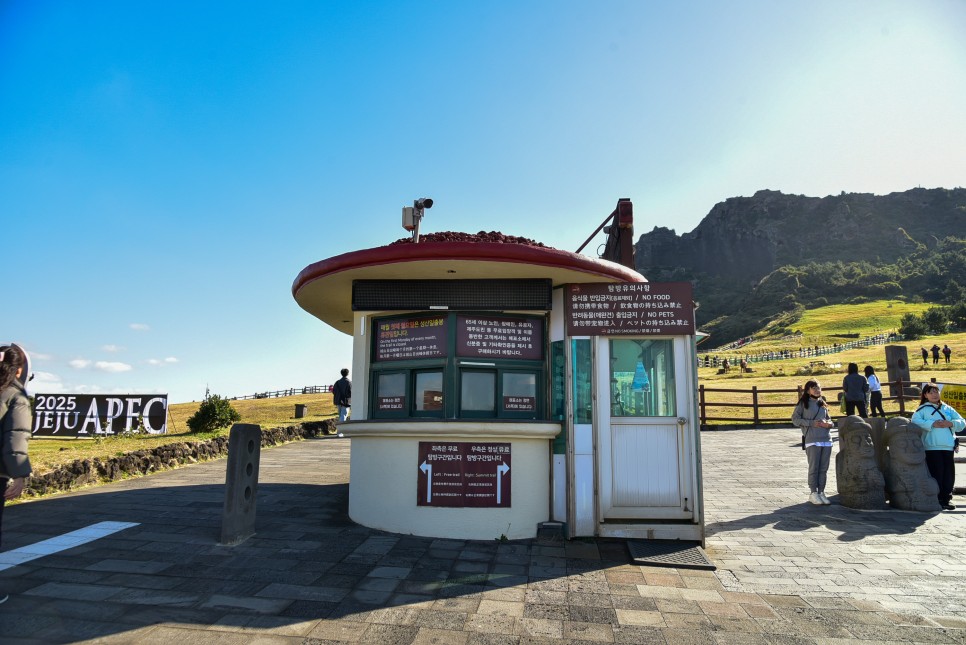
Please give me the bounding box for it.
[677,417,687,426]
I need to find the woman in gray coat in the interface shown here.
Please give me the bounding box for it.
[0,344,33,603]
[792,380,834,505]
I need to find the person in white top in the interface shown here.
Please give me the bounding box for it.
[864,365,885,417]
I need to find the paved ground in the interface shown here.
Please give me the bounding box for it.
[0,428,964,644]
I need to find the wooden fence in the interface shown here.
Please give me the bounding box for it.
[231,385,331,401]
[699,379,928,428]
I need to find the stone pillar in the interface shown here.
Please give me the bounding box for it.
[884,345,911,398]
[220,424,261,545]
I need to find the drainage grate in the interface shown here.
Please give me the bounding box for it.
[627,540,716,571]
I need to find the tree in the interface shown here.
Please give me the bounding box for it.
[921,306,950,335]
[186,394,241,433]
[898,313,928,340]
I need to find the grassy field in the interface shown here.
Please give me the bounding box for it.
[699,301,966,423]
[26,300,965,470]
[29,394,338,475]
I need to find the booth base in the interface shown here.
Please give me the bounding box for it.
[597,522,703,543]
[627,539,715,570]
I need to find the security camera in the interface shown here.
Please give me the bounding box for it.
[415,198,433,209]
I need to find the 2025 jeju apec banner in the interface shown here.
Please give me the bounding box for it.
[32,394,168,437]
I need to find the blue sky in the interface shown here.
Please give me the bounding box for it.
[2,1,964,404]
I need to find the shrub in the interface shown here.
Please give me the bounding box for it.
[186,394,241,433]
[922,306,950,335]
[898,312,928,340]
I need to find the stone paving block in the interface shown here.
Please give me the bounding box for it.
[462,613,520,636]
[22,580,124,601]
[413,608,467,630]
[85,558,174,574]
[611,624,667,644]
[208,613,320,637]
[562,619,614,642]
[412,627,470,645]
[478,598,525,618]
[256,582,348,602]
[517,617,563,640]
[522,603,569,621]
[200,593,291,614]
[304,618,369,642]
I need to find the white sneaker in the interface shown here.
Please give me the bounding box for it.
[818,492,831,505]
[808,492,823,505]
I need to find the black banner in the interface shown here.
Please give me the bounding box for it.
[32,394,168,437]
[565,282,695,336]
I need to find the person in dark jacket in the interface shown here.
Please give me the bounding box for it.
[0,344,33,605]
[842,362,869,418]
[921,347,929,366]
[332,368,351,423]
[931,344,941,364]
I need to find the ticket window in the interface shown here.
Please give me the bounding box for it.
[458,369,541,419]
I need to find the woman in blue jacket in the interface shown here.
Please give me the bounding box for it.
[910,383,964,511]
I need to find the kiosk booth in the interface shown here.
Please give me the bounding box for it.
[293,216,704,543]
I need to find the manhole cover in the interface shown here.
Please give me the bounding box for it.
[627,540,716,570]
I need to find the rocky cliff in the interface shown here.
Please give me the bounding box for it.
[635,187,966,285]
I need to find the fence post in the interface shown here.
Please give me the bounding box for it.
[752,386,760,426]
[699,384,706,429]
[897,379,905,415]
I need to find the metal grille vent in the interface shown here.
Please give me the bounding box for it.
[627,540,716,570]
[352,279,552,311]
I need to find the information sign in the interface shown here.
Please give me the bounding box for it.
[456,315,543,359]
[375,316,448,361]
[417,441,511,507]
[565,282,695,336]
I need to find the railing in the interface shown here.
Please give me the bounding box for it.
[701,333,897,368]
[231,385,332,401]
[699,378,926,428]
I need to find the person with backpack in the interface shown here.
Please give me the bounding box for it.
[911,383,964,511]
[332,368,351,423]
[791,380,834,505]
[0,344,33,605]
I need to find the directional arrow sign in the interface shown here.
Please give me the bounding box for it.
[419,461,432,503]
[496,461,510,504]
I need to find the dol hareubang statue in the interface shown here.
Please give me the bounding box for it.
[882,417,942,512]
[834,416,887,510]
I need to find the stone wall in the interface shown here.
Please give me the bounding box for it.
[25,419,338,498]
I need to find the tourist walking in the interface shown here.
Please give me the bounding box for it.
[332,368,351,423]
[0,344,34,605]
[943,344,952,363]
[842,363,869,418]
[791,380,834,505]
[922,347,929,366]
[865,365,885,417]
[931,344,941,365]
[911,383,964,510]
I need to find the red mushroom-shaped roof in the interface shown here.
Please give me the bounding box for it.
[293,240,645,335]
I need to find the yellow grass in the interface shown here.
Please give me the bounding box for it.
[29,394,338,475]
[699,302,966,424]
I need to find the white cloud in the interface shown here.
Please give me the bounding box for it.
[95,361,132,373]
[147,356,179,366]
[30,353,53,361]
[129,323,150,331]
[27,371,64,392]
[101,344,124,353]
[69,359,92,369]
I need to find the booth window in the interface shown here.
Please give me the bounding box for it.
[608,338,676,417]
[415,371,445,416]
[370,312,545,420]
[374,372,407,418]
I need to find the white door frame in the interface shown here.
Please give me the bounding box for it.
[595,335,696,522]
